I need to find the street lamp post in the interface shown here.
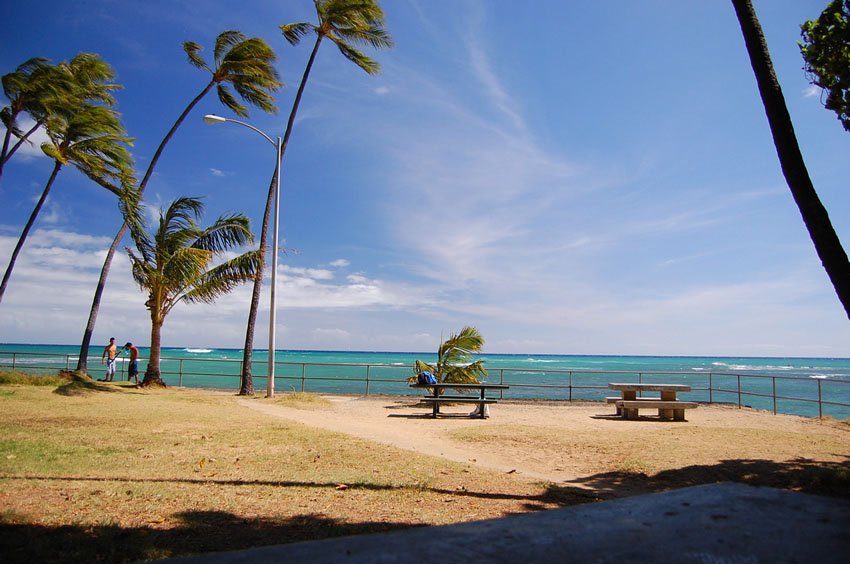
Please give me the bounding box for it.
[203,114,282,398]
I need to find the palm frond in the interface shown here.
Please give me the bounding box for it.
[331,39,381,74]
[182,250,261,305]
[281,22,315,45]
[183,41,210,71]
[213,30,247,64]
[192,213,254,253]
[216,84,248,117]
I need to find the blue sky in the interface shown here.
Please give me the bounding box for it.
[1,0,849,356]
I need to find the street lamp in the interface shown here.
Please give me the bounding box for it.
[203,114,282,398]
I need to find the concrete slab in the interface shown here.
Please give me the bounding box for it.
[169,483,850,563]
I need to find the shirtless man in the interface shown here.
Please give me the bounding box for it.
[101,337,118,381]
[124,342,140,384]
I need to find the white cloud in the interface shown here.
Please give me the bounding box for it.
[374,86,390,96]
[803,85,821,98]
[329,259,350,268]
[210,168,226,177]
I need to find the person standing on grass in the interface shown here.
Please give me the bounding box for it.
[101,337,118,381]
[124,342,140,384]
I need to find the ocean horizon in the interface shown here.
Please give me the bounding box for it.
[3,343,849,420]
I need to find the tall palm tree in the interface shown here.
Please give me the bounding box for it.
[75,31,281,375]
[731,0,850,320]
[413,326,488,385]
[1,53,120,179]
[125,197,260,386]
[232,0,393,396]
[0,104,135,303]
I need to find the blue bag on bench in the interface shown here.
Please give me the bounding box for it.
[417,371,437,385]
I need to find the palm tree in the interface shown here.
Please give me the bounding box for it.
[126,197,260,387]
[731,0,850,320]
[1,53,120,179]
[232,0,393,396]
[413,326,488,386]
[75,31,281,375]
[0,104,134,304]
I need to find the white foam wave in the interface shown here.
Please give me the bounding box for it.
[712,362,796,371]
[185,348,213,354]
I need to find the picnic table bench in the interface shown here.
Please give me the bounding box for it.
[607,383,697,421]
[409,382,510,418]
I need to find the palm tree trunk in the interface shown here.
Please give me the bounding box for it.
[238,36,323,393]
[76,221,127,373]
[0,161,61,303]
[3,121,44,167]
[76,81,215,374]
[0,118,15,177]
[142,314,165,387]
[238,172,276,396]
[732,0,850,320]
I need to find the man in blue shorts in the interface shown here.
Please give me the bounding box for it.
[124,342,140,384]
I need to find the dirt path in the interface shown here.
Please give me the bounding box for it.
[238,395,850,487]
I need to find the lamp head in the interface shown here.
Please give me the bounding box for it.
[203,114,226,125]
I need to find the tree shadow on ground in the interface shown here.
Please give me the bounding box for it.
[0,511,419,563]
[540,455,850,510]
[4,457,847,562]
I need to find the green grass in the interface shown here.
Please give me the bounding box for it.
[0,371,67,386]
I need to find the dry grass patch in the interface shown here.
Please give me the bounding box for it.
[0,383,581,562]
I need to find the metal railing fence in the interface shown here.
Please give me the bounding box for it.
[2,350,848,419]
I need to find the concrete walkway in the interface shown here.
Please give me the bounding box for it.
[170,483,850,563]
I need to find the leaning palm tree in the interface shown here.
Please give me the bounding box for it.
[75,31,281,375]
[1,53,120,179]
[0,104,134,304]
[231,0,393,396]
[125,197,260,387]
[412,326,488,386]
[731,0,850,320]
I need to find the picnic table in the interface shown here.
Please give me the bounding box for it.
[607,382,697,421]
[409,382,510,418]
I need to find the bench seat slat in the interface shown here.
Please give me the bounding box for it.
[419,396,499,403]
[616,400,698,409]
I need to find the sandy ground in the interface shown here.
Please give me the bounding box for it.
[240,395,850,488]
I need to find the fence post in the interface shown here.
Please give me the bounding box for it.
[709,372,713,404]
[179,359,184,387]
[737,375,742,408]
[569,371,573,402]
[365,365,371,396]
[772,377,777,415]
[818,379,823,418]
[300,363,306,392]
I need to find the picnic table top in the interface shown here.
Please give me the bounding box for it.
[409,382,510,389]
[608,382,691,392]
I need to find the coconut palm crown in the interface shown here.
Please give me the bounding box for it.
[125,197,260,386]
[0,103,135,304]
[1,53,120,177]
[282,0,394,75]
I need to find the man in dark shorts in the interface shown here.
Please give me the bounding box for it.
[124,342,140,384]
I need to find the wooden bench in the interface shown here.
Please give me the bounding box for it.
[608,383,694,420]
[616,399,699,421]
[410,383,509,418]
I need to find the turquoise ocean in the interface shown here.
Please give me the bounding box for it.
[2,343,849,419]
